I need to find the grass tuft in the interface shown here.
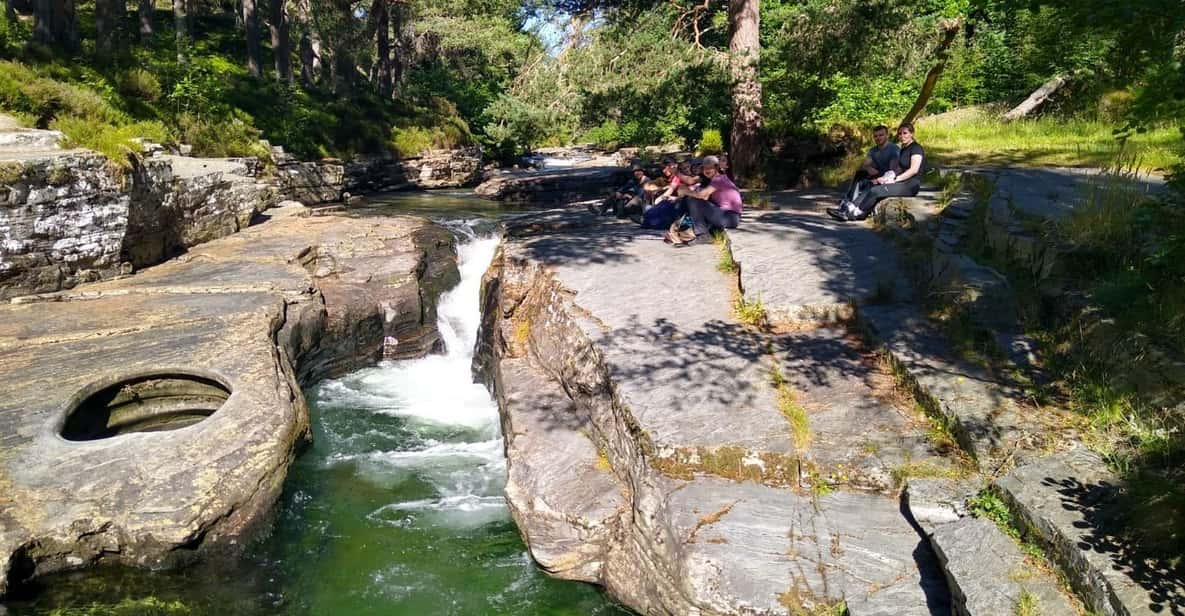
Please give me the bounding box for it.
[734,296,767,327]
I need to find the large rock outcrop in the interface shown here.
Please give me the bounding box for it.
[0,124,274,300]
[474,166,629,203]
[475,213,956,614]
[0,206,459,596]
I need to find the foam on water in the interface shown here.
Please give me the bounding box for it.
[313,228,505,526]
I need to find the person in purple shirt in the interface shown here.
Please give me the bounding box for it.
[667,155,743,246]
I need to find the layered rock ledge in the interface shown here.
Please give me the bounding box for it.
[475,212,959,614]
[0,205,458,595]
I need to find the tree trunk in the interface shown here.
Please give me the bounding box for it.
[95,0,113,55]
[1002,75,1068,123]
[374,0,392,96]
[4,0,16,23]
[243,0,262,77]
[333,51,353,95]
[34,0,77,49]
[137,0,152,38]
[299,32,319,87]
[174,0,188,64]
[900,18,961,128]
[269,0,292,83]
[727,0,763,186]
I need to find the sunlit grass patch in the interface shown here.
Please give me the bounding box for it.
[918,108,1182,171]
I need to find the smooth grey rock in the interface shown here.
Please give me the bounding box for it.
[0,213,458,595]
[476,211,955,614]
[930,516,1076,616]
[475,166,630,202]
[496,358,626,582]
[904,478,981,533]
[856,303,1053,471]
[729,207,910,325]
[996,448,1185,616]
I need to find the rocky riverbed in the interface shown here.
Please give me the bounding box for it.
[0,204,458,595]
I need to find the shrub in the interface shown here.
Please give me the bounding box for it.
[698,128,724,155]
[389,126,435,158]
[175,112,267,159]
[119,68,163,103]
[52,116,171,165]
[583,120,621,151]
[1098,90,1134,123]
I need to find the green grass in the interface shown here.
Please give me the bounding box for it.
[734,295,767,327]
[714,231,738,273]
[1013,590,1039,616]
[918,107,1182,171]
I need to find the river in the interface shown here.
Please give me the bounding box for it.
[3,192,626,615]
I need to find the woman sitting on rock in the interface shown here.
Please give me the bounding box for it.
[666,155,743,246]
[827,122,926,222]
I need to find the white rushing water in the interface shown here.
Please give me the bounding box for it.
[314,226,506,528]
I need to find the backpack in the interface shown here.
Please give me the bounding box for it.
[641,200,681,229]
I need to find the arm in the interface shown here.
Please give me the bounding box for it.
[895,154,923,183]
[860,155,880,177]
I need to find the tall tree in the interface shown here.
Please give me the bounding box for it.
[173,0,188,63]
[373,0,392,96]
[727,0,762,184]
[269,0,292,82]
[95,0,115,55]
[243,0,262,77]
[33,0,78,49]
[4,0,15,22]
[137,0,153,38]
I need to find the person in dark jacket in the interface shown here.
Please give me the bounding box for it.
[591,165,650,217]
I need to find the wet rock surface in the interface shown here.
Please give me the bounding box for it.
[475,166,630,203]
[476,210,957,614]
[0,207,458,595]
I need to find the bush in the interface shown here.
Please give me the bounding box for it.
[175,111,267,159]
[1098,90,1134,123]
[480,94,554,162]
[119,68,163,103]
[698,128,724,155]
[389,126,435,158]
[52,116,171,164]
[583,120,621,151]
[814,73,917,128]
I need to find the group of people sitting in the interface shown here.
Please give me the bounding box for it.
[589,122,925,239]
[591,154,744,246]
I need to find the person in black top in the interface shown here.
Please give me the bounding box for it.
[828,123,925,222]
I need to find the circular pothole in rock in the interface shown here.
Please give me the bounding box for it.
[61,374,231,441]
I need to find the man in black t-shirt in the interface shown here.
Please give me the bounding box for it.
[828,123,926,222]
[842,124,899,203]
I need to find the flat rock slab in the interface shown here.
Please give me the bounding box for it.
[996,448,1185,616]
[515,220,793,456]
[476,166,629,202]
[483,210,961,613]
[930,516,1076,616]
[666,476,949,615]
[857,303,1074,471]
[729,208,909,324]
[990,167,1163,221]
[772,328,957,489]
[0,211,457,594]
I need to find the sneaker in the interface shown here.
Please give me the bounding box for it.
[844,202,864,219]
[629,213,644,225]
[826,207,850,222]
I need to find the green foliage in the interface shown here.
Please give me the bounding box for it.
[118,68,163,103]
[969,489,1019,538]
[698,128,724,155]
[52,116,171,163]
[813,74,917,127]
[480,94,555,161]
[48,596,192,616]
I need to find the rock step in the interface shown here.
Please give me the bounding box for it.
[930,516,1077,616]
[0,127,62,152]
[855,303,1048,472]
[728,208,910,327]
[497,357,626,582]
[995,448,1185,615]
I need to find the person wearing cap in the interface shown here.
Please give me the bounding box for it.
[667,155,743,245]
[591,164,650,217]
